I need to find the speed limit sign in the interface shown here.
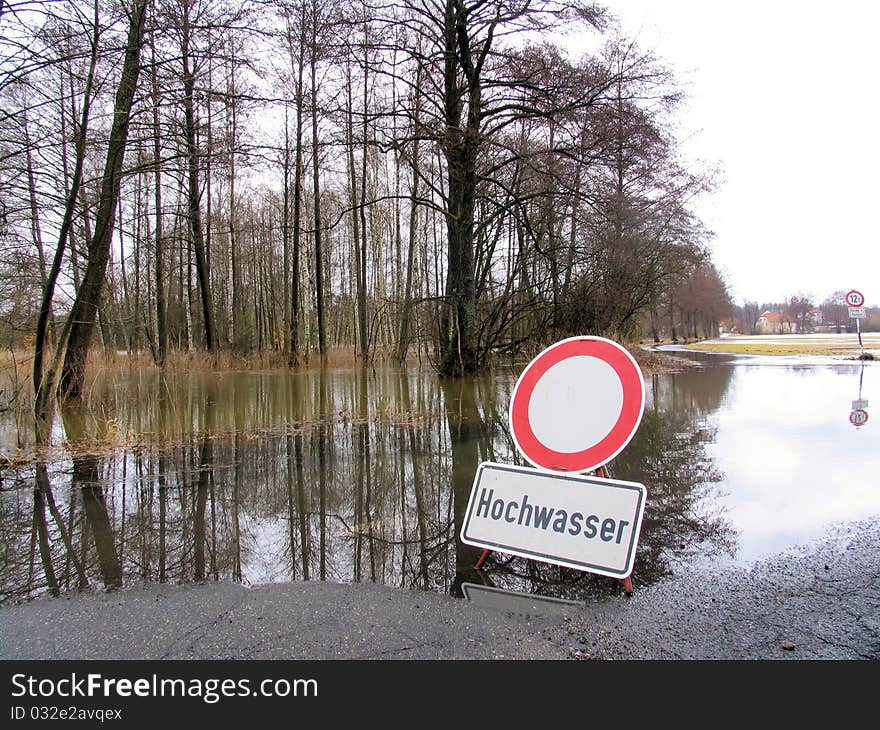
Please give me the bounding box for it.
[846,289,865,307]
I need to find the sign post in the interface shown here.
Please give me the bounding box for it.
[461,336,647,590]
[846,290,866,357]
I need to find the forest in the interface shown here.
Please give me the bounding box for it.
[0,0,732,409]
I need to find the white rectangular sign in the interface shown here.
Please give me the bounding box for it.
[460,462,646,578]
[852,399,869,409]
[849,307,866,319]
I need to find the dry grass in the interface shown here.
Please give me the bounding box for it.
[684,342,873,357]
[0,407,435,468]
[82,345,401,372]
[0,350,33,443]
[0,345,381,400]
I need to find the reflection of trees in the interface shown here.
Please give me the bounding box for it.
[33,441,88,593]
[32,473,59,596]
[0,415,89,602]
[353,367,374,582]
[327,368,458,592]
[315,370,329,580]
[441,376,487,594]
[78,474,122,589]
[62,407,122,590]
[1,362,735,604]
[399,371,429,589]
[468,401,735,600]
[613,410,735,582]
[647,361,735,417]
[284,374,309,580]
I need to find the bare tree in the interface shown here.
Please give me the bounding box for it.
[57,0,151,401]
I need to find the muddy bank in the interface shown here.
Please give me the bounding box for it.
[1,520,877,661]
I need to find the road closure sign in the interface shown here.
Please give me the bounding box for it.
[460,462,646,578]
[509,336,645,473]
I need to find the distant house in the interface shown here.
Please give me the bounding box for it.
[756,311,791,334]
[756,308,822,334]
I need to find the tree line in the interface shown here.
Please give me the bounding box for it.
[0,0,731,410]
[734,292,879,335]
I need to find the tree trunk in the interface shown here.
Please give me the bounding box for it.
[396,132,421,363]
[58,0,150,400]
[181,1,215,353]
[309,10,326,356]
[150,31,167,366]
[438,1,481,376]
[345,61,364,359]
[288,19,305,365]
[282,109,291,353]
[357,48,370,360]
[227,45,244,351]
[32,0,101,415]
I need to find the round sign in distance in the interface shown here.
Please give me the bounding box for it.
[850,409,868,427]
[509,336,645,473]
[845,290,865,307]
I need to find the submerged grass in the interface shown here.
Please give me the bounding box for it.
[684,341,874,357]
[0,408,433,472]
[631,347,703,373]
[0,339,690,465]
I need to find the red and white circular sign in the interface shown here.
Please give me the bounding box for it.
[850,409,868,427]
[846,290,865,307]
[509,337,645,473]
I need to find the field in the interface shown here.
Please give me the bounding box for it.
[684,333,879,357]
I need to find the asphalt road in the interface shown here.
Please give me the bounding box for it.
[2,520,878,661]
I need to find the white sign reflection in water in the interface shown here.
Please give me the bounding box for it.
[460,462,646,578]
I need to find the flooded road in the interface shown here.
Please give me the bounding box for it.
[697,356,876,561]
[0,352,875,605]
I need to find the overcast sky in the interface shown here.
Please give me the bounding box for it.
[596,0,879,308]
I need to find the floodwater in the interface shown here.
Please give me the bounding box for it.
[0,351,875,605]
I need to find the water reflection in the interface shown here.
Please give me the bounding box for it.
[706,360,876,559]
[849,362,869,429]
[460,582,581,617]
[0,361,747,605]
[462,406,736,599]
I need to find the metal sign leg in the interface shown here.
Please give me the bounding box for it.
[474,548,492,570]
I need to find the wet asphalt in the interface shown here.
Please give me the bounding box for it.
[2,520,878,661]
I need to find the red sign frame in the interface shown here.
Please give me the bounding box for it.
[509,337,645,473]
[845,289,865,307]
